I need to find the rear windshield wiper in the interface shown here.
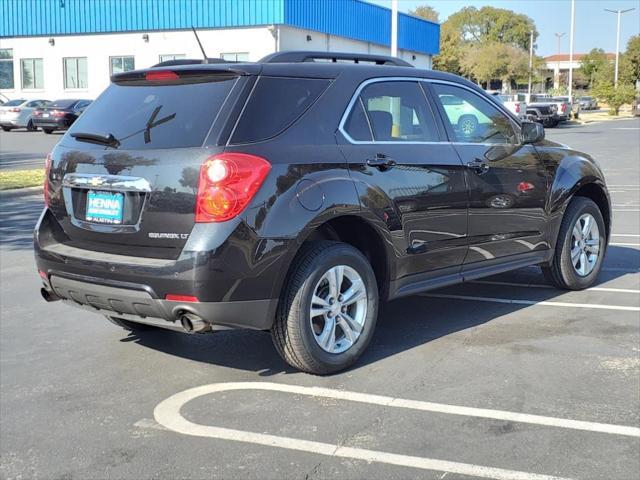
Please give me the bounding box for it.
[71,132,121,149]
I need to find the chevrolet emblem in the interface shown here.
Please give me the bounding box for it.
[88,177,104,187]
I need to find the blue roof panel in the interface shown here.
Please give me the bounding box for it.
[0,0,439,55]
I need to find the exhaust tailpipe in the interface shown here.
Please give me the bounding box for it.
[41,287,61,303]
[180,313,209,334]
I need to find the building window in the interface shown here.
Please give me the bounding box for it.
[110,56,135,75]
[21,58,44,89]
[220,52,250,62]
[63,57,88,89]
[159,54,185,62]
[0,49,14,89]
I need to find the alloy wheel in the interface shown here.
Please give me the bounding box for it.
[571,213,601,276]
[309,265,367,354]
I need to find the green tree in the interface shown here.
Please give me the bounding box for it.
[619,35,640,86]
[433,6,538,83]
[409,5,439,23]
[579,48,609,88]
[592,83,636,115]
[460,42,530,89]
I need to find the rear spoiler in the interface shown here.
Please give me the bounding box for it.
[111,64,261,85]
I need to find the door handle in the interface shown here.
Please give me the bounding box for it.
[367,154,396,171]
[467,158,489,175]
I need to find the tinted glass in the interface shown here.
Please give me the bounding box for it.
[432,84,517,144]
[0,48,14,89]
[50,99,76,108]
[359,81,438,142]
[231,76,330,144]
[3,99,26,106]
[65,77,237,150]
[344,99,372,141]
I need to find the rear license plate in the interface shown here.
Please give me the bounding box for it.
[42,113,49,118]
[86,190,124,224]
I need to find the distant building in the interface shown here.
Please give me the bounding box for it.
[543,53,615,89]
[0,0,440,101]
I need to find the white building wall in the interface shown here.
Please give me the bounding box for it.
[0,27,276,100]
[278,26,432,69]
[0,24,432,101]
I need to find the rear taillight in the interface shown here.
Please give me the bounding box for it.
[51,110,65,117]
[561,104,567,113]
[44,153,52,206]
[9,107,21,113]
[145,70,179,82]
[33,110,42,117]
[515,103,520,113]
[195,153,271,223]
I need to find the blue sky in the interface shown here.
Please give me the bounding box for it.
[369,0,640,57]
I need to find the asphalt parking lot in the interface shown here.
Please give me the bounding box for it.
[0,128,63,171]
[1,118,639,479]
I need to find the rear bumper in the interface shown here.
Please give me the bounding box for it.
[0,119,21,127]
[46,274,277,330]
[33,118,70,129]
[34,208,290,330]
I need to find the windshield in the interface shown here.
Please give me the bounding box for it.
[65,77,237,150]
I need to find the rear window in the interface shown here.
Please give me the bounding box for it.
[51,99,76,108]
[230,76,330,144]
[65,76,237,150]
[4,99,25,106]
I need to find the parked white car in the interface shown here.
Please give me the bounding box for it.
[0,99,51,131]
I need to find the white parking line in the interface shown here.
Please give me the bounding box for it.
[471,280,639,294]
[612,234,640,237]
[613,209,640,212]
[610,242,640,247]
[422,293,640,312]
[155,382,640,480]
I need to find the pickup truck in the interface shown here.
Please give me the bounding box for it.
[526,94,561,127]
[553,96,580,119]
[494,94,527,120]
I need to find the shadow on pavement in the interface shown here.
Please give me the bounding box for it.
[124,244,638,375]
[0,191,42,250]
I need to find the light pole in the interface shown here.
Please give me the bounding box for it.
[604,7,635,86]
[568,0,575,99]
[391,0,398,57]
[554,32,566,89]
[528,29,534,96]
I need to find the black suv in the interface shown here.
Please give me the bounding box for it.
[35,52,610,374]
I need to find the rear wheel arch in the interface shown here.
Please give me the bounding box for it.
[571,182,611,241]
[277,215,392,302]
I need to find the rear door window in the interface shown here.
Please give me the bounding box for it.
[348,81,439,142]
[230,76,330,144]
[65,76,238,150]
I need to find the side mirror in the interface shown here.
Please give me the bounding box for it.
[521,121,545,144]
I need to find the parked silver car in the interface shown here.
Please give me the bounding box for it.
[0,99,51,131]
[579,96,598,110]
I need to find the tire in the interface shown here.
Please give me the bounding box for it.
[1,126,12,132]
[271,241,378,375]
[542,197,606,290]
[43,128,53,134]
[26,120,37,131]
[106,316,156,332]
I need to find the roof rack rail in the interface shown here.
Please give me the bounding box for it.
[152,58,237,67]
[259,51,413,67]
